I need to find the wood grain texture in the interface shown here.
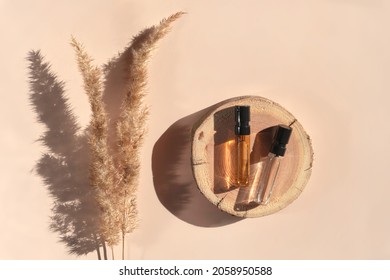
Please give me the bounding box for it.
[191,96,313,218]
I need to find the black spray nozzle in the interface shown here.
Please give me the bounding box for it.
[235,106,250,135]
[271,125,292,157]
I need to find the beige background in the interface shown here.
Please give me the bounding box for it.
[1,0,389,259]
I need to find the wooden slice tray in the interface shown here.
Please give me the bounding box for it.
[191,96,313,218]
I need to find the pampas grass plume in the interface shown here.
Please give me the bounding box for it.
[71,11,184,258]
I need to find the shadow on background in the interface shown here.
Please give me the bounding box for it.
[27,51,106,259]
[27,26,176,258]
[152,106,243,227]
[101,30,154,149]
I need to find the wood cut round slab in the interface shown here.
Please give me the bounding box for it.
[191,96,313,218]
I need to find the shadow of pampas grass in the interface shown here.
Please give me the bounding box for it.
[27,51,106,259]
[27,12,184,259]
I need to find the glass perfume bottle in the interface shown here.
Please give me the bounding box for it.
[255,125,292,205]
[235,106,250,187]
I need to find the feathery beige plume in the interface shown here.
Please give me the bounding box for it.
[115,12,185,244]
[71,37,120,247]
[69,11,184,259]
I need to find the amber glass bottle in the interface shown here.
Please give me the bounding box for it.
[235,106,250,187]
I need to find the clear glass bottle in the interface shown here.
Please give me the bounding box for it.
[234,106,250,187]
[254,125,292,205]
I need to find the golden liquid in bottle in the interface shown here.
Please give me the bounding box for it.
[236,135,250,186]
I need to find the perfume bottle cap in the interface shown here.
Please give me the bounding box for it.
[235,106,250,135]
[271,125,292,157]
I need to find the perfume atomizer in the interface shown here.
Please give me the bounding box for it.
[255,125,292,205]
[234,124,292,210]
